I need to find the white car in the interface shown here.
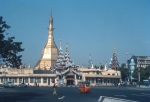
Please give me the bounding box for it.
[2,81,14,88]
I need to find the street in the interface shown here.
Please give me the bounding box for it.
[0,86,150,102]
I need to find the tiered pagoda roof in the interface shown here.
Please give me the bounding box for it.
[110,48,120,71]
[54,40,78,70]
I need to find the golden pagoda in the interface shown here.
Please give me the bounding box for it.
[35,15,58,70]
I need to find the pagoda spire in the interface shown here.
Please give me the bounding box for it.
[60,39,62,50]
[66,41,68,53]
[55,39,65,68]
[110,48,120,71]
[35,15,58,70]
[46,14,55,47]
[64,42,73,67]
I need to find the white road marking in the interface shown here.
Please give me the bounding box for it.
[114,95,127,97]
[58,96,65,100]
[98,96,138,102]
[141,93,150,96]
[132,94,150,97]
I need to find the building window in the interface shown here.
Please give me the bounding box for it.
[92,78,94,83]
[37,78,41,83]
[1,78,4,82]
[13,78,17,83]
[43,78,47,83]
[51,78,55,83]
[24,78,28,83]
[9,78,13,82]
[104,79,106,83]
[19,78,22,83]
[96,78,99,83]
[30,78,34,83]
[108,79,110,83]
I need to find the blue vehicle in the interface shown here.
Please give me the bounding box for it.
[18,83,27,88]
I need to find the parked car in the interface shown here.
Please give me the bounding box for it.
[18,83,27,88]
[2,81,14,88]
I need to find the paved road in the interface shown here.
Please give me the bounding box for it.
[0,86,150,102]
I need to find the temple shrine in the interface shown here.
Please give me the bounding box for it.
[35,15,58,70]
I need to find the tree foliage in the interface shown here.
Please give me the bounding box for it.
[119,63,129,81]
[133,65,150,81]
[0,16,24,68]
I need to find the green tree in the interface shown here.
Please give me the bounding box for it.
[133,66,150,81]
[100,65,104,70]
[0,16,24,68]
[119,63,129,81]
[144,65,150,79]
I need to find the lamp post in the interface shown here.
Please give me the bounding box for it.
[137,57,140,87]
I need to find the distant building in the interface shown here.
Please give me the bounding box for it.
[128,56,150,68]
[78,68,121,86]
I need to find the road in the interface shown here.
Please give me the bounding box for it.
[0,86,150,102]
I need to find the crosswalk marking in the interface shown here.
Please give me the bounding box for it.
[141,93,150,96]
[132,94,150,97]
[114,95,127,97]
[98,96,138,102]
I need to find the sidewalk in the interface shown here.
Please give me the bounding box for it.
[136,85,150,89]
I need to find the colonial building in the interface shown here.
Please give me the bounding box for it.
[128,56,150,68]
[0,67,56,86]
[78,68,121,86]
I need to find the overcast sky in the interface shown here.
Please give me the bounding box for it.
[0,0,150,67]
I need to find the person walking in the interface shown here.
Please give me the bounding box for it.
[53,83,57,95]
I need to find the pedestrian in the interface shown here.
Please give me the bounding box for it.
[53,83,57,95]
[118,82,121,88]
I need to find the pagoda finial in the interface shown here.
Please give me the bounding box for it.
[114,48,116,53]
[51,9,53,17]
[49,10,53,26]
[66,41,68,52]
[60,39,62,50]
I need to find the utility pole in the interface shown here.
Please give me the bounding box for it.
[137,57,140,87]
[138,67,140,87]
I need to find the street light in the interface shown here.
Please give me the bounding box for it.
[137,57,140,87]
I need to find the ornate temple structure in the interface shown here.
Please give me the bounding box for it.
[51,40,81,85]
[110,48,120,71]
[35,15,58,70]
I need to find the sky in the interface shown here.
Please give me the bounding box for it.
[0,0,150,67]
